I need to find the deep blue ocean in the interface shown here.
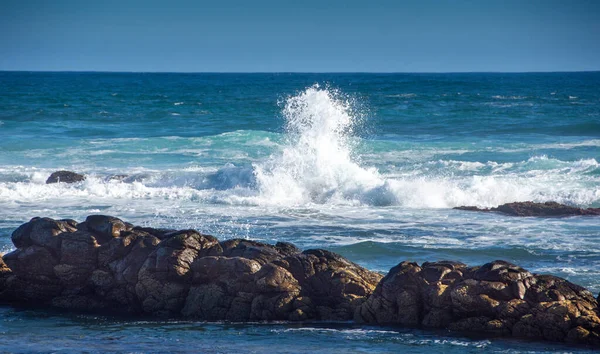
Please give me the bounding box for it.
[0,71,599,352]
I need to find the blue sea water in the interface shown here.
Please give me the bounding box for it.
[0,71,599,352]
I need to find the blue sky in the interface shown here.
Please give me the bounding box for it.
[1,0,599,72]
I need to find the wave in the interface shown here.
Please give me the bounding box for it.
[1,169,597,209]
[0,86,598,210]
[405,156,600,176]
[246,86,600,208]
[252,85,385,206]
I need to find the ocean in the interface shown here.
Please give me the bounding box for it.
[0,71,599,352]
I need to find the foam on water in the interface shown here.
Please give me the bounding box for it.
[1,86,599,210]
[247,86,600,208]
[253,85,386,206]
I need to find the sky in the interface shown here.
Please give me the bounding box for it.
[1,0,599,72]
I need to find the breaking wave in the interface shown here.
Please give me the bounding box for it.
[0,86,598,210]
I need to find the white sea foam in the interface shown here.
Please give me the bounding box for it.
[0,178,198,203]
[252,85,385,206]
[272,327,490,347]
[491,95,527,99]
[0,86,598,211]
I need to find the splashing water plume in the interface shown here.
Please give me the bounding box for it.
[249,85,600,209]
[253,85,386,206]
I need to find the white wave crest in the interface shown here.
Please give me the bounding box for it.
[248,86,600,208]
[252,85,385,206]
[0,86,598,211]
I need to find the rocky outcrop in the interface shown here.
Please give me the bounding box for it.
[355,260,600,345]
[455,201,600,217]
[0,215,598,346]
[0,216,381,322]
[46,170,86,184]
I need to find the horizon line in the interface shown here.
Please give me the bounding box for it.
[1,70,600,75]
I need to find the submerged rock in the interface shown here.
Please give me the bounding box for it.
[454,201,600,217]
[0,215,598,346]
[46,170,86,184]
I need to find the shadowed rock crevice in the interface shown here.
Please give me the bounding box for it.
[0,215,598,346]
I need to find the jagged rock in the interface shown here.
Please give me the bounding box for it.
[45,170,86,184]
[135,230,220,315]
[455,201,600,217]
[220,239,282,265]
[3,245,58,278]
[84,215,132,241]
[0,215,599,346]
[355,260,600,345]
[281,249,383,320]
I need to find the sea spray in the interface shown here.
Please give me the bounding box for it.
[253,85,387,205]
[248,85,600,208]
[2,84,597,209]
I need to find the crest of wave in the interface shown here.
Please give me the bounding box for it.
[252,85,388,206]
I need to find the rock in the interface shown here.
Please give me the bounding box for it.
[132,227,177,240]
[454,201,600,217]
[0,215,598,347]
[45,170,85,184]
[11,217,77,252]
[3,245,58,278]
[356,260,600,346]
[84,215,132,240]
[453,206,485,212]
[0,216,381,321]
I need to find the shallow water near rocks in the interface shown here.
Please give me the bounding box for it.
[0,307,595,353]
[0,72,599,352]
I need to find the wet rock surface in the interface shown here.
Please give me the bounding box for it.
[0,215,599,346]
[454,201,600,217]
[355,260,600,345]
[45,170,86,184]
[0,216,381,323]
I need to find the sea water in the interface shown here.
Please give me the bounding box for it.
[0,72,599,352]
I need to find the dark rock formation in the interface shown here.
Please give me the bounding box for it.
[455,201,600,217]
[46,170,86,184]
[0,215,381,322]
[355,260,600,345]
[0,215,598,346]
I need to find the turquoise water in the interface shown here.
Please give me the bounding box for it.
[0,72,599,352]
